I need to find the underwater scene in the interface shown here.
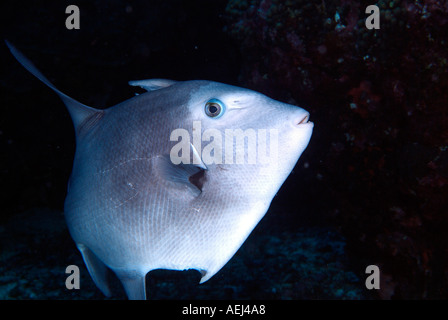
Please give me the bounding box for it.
[0,0,447,301]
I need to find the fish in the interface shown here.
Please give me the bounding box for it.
[6,41,313,300]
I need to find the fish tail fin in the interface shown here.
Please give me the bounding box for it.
[5,40,101,132]
[113,269,147,300]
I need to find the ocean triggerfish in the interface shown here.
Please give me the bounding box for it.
[7,41,313,299]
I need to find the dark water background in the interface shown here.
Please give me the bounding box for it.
[1,0,447,300]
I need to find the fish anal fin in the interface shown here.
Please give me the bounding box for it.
[76,243,112,297]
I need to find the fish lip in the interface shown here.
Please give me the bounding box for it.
[294,113,313,127]
[298,114,309,125]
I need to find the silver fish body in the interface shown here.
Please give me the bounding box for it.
[7,42,313,299]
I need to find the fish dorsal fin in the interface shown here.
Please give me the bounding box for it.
[5,41,101,134]
[128,79,177,92]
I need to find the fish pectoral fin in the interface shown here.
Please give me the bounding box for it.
[76,243,112,297]
[128,79,178,91]
[113,269,147,300]
[155,155,206,196]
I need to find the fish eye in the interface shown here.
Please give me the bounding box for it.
[205,99,225,118]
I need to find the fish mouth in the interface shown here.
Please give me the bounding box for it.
[295,113,313,127]
[298,114,309,124]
